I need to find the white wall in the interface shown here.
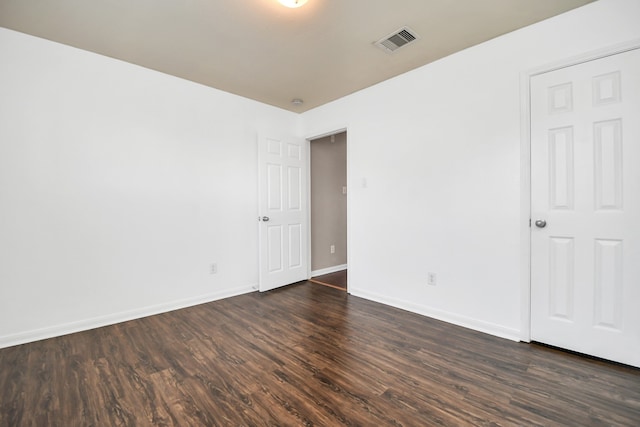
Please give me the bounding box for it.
[0,28,298,347]
[302,0,640,340]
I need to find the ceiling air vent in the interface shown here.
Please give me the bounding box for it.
[375,27,419,53]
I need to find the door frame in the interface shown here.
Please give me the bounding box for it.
[519,38,640,342]
[305,126,349,289]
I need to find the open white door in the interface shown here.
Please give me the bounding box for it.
[258,135,308,292]
[530,48,640,367]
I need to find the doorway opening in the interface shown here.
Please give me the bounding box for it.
[308,131,347,291]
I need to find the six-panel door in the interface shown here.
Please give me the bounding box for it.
[530,48,640,367]
[258,136,308,292]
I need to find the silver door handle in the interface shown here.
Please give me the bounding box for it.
[535,219,547,228]
[261,216,270,222]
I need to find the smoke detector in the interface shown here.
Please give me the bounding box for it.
[375,27,419,53]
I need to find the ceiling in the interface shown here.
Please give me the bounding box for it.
[0,0,596,112]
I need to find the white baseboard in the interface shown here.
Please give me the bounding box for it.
[311,264,347,277]
[0,284,256,349]
[349,287,521,342]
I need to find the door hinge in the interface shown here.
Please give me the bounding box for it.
[529,218,532,227]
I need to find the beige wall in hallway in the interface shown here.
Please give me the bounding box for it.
[310,132,347,272]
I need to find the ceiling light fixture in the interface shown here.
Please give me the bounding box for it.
[278,0,308,8]
[291,98,304,106]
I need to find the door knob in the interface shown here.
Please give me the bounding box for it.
[261,216,270,222]
[535,219,547,228]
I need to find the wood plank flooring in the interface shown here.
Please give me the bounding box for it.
[309,269,347,290]
[1,282,639,426]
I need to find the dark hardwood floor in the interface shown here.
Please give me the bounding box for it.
[309,269,347,290]
[1,282,639,426]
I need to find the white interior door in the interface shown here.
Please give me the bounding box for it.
[530,48,640,367]
[258,135,308,292]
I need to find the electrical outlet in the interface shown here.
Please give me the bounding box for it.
[210,263,218,274]
[427,272,437,286]
[330,245,335,254]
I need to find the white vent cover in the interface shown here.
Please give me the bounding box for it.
[375,27,419,53]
